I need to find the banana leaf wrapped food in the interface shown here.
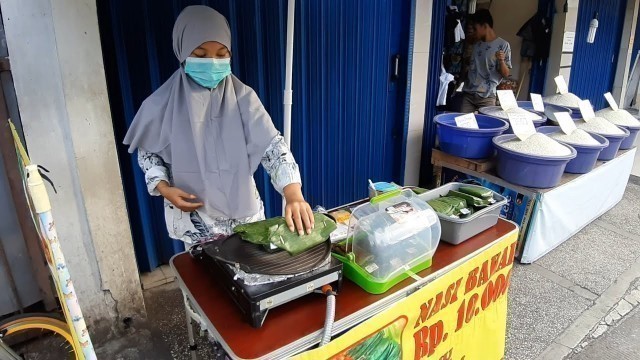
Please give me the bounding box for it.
[436,196,467,211]
[427,196,474,218]
[458,186,493,200]
[426,199,456,216]
[233,213,337,256]
[447,190,492,208]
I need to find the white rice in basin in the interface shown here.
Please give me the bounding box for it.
[483,107,543,121]
[550,129,600,146]
[501,133,572,156]
[576,117,626,136]
[543,93,582,108]
[595,108,640,127]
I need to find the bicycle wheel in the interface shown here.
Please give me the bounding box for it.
[0,313,79,360]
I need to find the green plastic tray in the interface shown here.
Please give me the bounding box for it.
[332,252,433,294]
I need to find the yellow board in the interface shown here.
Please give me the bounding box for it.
[294,230,518,360]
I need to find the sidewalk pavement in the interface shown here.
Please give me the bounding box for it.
[569,307,640,360]
[505,176,640,360]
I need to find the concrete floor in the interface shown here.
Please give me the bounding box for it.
[90,178,640,360]
[93,282,219,360]
[569,307,640,360]
[633,151,640,176]
[505,177,640,360]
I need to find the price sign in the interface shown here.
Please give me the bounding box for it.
[604,92,619,111]
[507,112,536,141]
[578,99,596,121]
[554,112,577,135]
[530,93,545,112]
[454,113,479,129]
[497,90,518,111]
[554,75,569,95]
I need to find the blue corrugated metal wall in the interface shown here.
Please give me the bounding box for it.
[570,0,627,109]
[419,0,447,186]
[98,0,411,271]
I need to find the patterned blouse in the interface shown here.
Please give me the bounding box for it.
[138,135,301,244]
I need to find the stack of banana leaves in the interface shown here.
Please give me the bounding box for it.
[427,186,495,219]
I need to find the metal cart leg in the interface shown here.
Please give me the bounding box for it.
[184,297,198,360]
[181,289,230,359]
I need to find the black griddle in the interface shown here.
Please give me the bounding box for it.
[203,233,333,275]
[192,235,343,328]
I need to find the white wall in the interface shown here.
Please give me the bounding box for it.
[485,0,539,100]
[624,0,640,176]
[404,0,432,185]
[613,0,640,105]
[545,0,580,95]
[0,0,145,338]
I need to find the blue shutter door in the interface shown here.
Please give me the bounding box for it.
[98,0,411,271]
[569,0,627,109]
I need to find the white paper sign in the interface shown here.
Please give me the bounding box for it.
[604,92,619,111]
[507,112,537,141]
[497,90,518,111]
[454,113,479,129]
[578,99,596,121]
[530,93,545,112]
[554,75,569,95]
[562,32,575,53]
[554,112,577,135]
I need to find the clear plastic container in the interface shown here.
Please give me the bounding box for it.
[347,189,441,283]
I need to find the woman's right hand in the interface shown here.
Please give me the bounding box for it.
[156,181,204,212]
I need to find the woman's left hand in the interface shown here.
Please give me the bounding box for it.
[283,183,314,235]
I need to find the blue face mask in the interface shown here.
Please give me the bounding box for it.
[184,57,231,89]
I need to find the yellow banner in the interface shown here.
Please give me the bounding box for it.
[294,231,518,360]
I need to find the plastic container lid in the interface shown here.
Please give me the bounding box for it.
[347,189,441,282]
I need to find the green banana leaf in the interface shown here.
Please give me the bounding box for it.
[233,213,337,256]
[459,186,493,200]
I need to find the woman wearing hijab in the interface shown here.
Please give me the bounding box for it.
[124,6,313,244]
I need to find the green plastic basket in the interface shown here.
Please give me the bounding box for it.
[332,251,433,295]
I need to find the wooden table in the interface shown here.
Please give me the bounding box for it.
[170,219,518,360]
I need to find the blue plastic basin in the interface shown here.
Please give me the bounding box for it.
[581,126,630,161]
[536,126,609,174]
[543,106,578,126]
[435,113,509,159]
[544,102,582,119]
[492,134,577,188]
[518,101,574,118]
[618,125,640,150]
[478,106,546,134]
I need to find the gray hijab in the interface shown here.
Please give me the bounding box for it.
[124,5,278,219]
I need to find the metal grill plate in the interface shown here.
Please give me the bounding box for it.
[203,234,331,275]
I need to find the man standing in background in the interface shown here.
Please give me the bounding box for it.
[459,9,512,113]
